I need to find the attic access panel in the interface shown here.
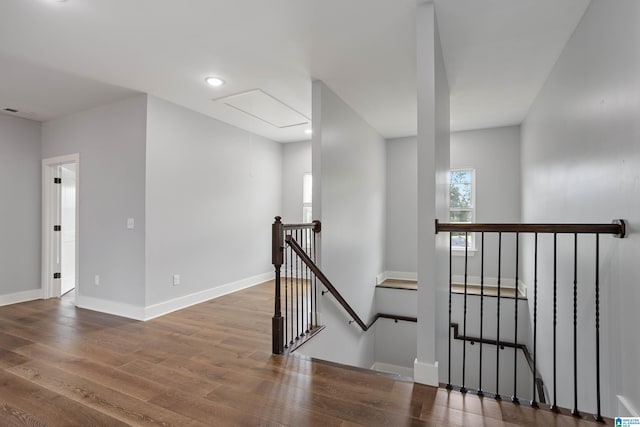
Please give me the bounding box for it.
[215,89,309,128]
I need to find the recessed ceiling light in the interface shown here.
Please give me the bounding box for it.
[304,129,312,135]
[205,77,225,87]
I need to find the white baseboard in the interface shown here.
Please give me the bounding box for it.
[144,271,274,320]
[618,395,639,417]
[414,359,439,386]
[0,288,44,307]
[371,362,414,378]
[451,275,527,297]
[75,272,274,321]
[377,271,418,284]
[76,294,146,320]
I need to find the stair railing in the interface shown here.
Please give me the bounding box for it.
[449,322,547,404]
[435,219,626,422]
[272,216,323,354]
[272,216,416,355]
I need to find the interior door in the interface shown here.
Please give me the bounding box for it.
[52,165,63,297]
[60,163,76,295]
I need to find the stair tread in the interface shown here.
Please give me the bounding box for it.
[452,283,526,299]
[376,279,417,291]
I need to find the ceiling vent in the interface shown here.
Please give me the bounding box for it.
[215,89,309,128]
[4,108,19,113]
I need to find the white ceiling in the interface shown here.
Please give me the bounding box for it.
[0,0,589,141]
[435,0,591,132]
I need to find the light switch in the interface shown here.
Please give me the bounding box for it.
[127,218,135,229]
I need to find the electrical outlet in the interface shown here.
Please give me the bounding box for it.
[94,275,100,286]
[173,274,180,286]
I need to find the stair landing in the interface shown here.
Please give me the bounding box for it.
[377,279,526,299]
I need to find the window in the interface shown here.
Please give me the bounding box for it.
[302,173,312,223]
[450,169,475,250]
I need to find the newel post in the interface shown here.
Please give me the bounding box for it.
[272,216,284,354]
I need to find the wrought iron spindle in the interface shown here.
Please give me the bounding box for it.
[478,232,485,397]
[305,229,310,333]
[446,232,453,390]
[308,229,311,328]
[301,229,305,336]
[595,234,603,422]
[572,233,580,417]
[461,232,469,393]
[289,236,296,344]
[551,233,558,412]
[284,233,288,348]
[512,232,520,404]
[495,232,502,400]
[531,233,539,407]
[295,230,304,339]
[313,230,318,328]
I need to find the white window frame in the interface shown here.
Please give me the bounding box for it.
[450,168,476,253]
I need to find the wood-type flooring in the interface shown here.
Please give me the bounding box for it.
[0,281,608,426]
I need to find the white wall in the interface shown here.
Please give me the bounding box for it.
[450,126,521,283]
[281,140,311,224]
[374,318,417,372]
[385,136,417,274]
[0,114,41,299]
[521,0,640,416]
[42,95,147,308]
[313,80,386,320]
[416,2,450,386]
[449,295,533,401]
[145,96,282,307]
[374,287,417,370]
[301,80,386,369]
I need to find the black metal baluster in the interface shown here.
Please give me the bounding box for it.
[512,232,520,404]
[301,229,305,335]
[550,233,559,412]
[301,229,305,336]
[478,232,485,397]
[313,230,318,328]
[289,234,297,344]
[446,232,453,390]
[531,233,539,407]
[572,234,580,417]
[309,228,313,329]
[495,232,502,400]
[284,235,288,348]
[301,229,306,334]
[296,229,301,340]
[309,228,313,332]
[595,234,604,422]
[305,229,310,333]
[461,232,469,393]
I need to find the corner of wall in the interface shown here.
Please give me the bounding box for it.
[414,359,439,386]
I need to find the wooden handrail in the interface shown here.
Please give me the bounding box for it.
[283,220,321,232]
[435,219,626,237]
[450,322,546,404]
[286,236,417,331]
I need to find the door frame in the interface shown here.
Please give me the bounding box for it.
[42,153,80,301]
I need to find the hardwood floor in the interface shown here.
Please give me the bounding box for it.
[0,281,607,426]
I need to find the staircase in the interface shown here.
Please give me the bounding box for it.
[270,216,626,422]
